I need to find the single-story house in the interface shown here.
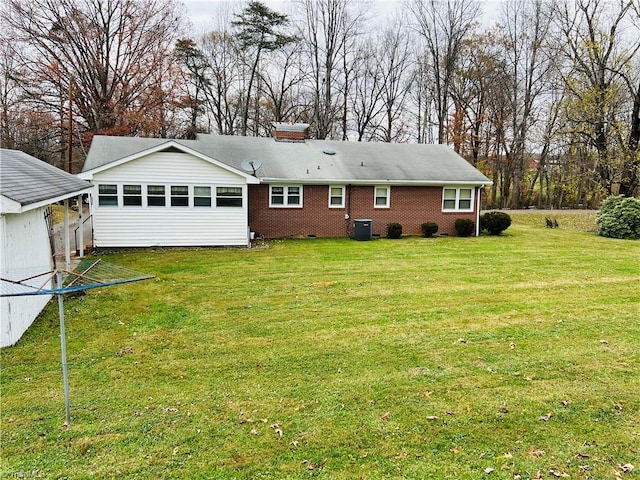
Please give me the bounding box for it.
[1,149,93,347]
[78,124,492,247]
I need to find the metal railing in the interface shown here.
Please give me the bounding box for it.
[74,214,94,256]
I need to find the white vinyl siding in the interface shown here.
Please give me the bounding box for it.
[1,207,53,347]
[90,152,249,246]
[442,187,474,212]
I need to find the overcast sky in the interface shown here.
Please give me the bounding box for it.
[182,0,503,32]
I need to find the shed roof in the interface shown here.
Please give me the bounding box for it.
[82,135,492,186]
[1,149,93,213]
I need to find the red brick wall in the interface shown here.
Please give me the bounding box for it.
[248,184,479,238]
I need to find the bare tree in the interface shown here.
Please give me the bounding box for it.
[198,29,244,136]
[408,0,480,144]
[232,1,295,136]
[375,22,415,142]
[294,0,368,139]
[2,0,183,145]
[554,0,640,196]
[499,0,554,208]
[260,42,310,126]
[349,37,385,141]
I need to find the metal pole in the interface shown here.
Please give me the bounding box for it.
[78,194,84,258]
[56,270,72,426]
[63,199,71,271]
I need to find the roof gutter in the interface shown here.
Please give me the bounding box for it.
[259,178,493,187]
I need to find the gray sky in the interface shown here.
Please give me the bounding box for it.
[182,0,503,32]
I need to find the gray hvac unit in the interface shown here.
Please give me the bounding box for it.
[354,219,373,241]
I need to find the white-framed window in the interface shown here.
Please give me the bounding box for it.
[194,186,212,207]
[98,184,118,206]
[442,187,474,212]
[328,185,345,208]
[270,185,302,207]
[147,185,166,207]
[171,185,189,207]
[374,186,390,208]
[123,184,142,206]
[216,186,243,207]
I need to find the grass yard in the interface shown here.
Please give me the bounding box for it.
[2,212,639,479]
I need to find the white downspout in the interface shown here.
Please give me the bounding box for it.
[475,186,485,237]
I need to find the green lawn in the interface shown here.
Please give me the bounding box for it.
[2,212,639,479]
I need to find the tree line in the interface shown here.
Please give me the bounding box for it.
[2,0,639,207]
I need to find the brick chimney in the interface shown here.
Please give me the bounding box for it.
[272,123,309,142]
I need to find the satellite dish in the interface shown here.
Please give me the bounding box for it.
[323,147,336,155]
[241,157,263,175]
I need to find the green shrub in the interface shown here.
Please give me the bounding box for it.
[596,195,640,239]
[480,211,512,235]
[420,222,439,238]
[386,223,403,239]
[454,218,475,237]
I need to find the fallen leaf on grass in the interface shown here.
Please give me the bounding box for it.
[270,423,283,438]
[527,448,545,458]
[395,452,408,459]
[250,428,258,435]
[538,412,553,421]
[618,463,634,473]
[549,469,569,478]
[426,416,440,420]
[381,411,391,421]
[304,459,327,470]
[80,442,90,456]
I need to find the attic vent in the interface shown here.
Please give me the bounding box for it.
[323,147,336,155]
[160,146,183,153]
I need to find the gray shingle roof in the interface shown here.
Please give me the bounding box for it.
[1,149,93,209]
[82,135,492,185]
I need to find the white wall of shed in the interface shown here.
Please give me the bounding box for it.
[1,207,53,347]
[90,151,250,247]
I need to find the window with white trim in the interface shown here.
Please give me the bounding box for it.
[194,186,212,207]
[171,185,189,206]
[442,187,474,211]
[270,185,302,207]
[123,184,142,206]
[216,187,242,207]
[147,185,166,206]
[98,184,118,206]
[328,185,345,208]
[374,186,390,208]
